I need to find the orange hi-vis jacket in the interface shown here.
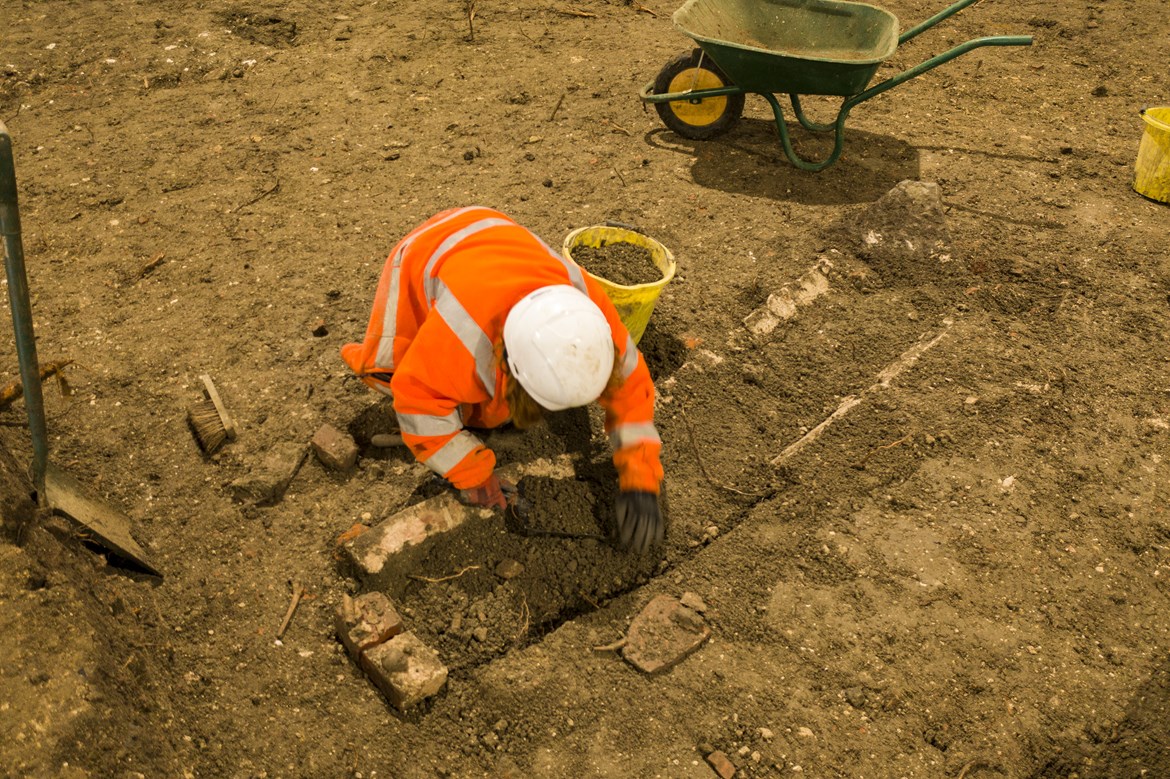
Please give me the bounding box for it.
[341,207,663,494]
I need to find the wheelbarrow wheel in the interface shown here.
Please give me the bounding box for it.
[653,49,744,140]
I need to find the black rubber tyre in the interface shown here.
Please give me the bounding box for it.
[652,48,744,140]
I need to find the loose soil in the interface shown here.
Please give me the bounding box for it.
[1,1,1169,778]
[572,241,663,286]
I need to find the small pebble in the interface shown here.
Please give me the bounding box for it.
[758,727,774,741]
[495,559,525,580]
[472,627,489,642]
[680,591,707,613]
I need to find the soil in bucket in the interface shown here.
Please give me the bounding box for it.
[572,241,661,286]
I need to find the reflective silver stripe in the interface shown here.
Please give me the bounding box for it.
[424,431,482,475]
[433,280,497,399]
[609,422,662,450]
[535,235,588,293]
[371,382,394,398]
[620,334,638,379]
[373,209,478,370]
[423,217,513,303]
[374,249,404,369]
[396,409,463,437]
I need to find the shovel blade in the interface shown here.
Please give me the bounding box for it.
[44,462,161,577]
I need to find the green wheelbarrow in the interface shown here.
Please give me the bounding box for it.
[639,0,1033,171]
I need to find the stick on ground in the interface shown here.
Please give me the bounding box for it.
[276,581,305,639]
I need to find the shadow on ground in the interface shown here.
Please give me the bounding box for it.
[1032,654,1170,778]
[643,120,920,206]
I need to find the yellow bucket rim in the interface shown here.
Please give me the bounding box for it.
[563,225,677,292]
[1142,107,1170,133]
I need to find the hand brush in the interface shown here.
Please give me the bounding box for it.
[187,374,237,454]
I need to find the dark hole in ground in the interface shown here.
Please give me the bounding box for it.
[637,319,688,378]
[344,364,690,682]
[218,11,298,46]
[395,468,658,674]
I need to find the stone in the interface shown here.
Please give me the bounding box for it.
[334,592,403,660]
[495,559,524,580]
[361,632,448,710]
[679,591,707,613]
[843,179,955,285]
[705,750,736,779]
[227,441,308,505]
[312,424,358,472]
[622,594,711,674]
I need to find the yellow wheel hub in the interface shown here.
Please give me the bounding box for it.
[666,68,728,128]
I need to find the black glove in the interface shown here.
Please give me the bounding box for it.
[615,491,664,553]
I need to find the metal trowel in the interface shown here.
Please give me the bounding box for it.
[1,120,159,577]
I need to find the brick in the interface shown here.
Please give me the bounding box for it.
[227,441,308,505]
[340,456,575,594]
[334,592,403,660]
[341,491,492,594]
[705,750,736,779]
[361,632,448,710]
[621,594,711,675]
[312,423,358,472]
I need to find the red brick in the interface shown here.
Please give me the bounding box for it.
[622,594,711,674]
[311,423,358,472]
[335,592,403,659]
[705,750,736,779]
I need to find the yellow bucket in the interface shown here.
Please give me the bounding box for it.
[1134,107,1170,203]
[563,225,676,344]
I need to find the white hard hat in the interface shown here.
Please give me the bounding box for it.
[504,286,615,411]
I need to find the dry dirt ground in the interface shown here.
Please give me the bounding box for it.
[1,0,1169,777]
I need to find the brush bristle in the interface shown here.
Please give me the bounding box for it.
[188,400,228,454]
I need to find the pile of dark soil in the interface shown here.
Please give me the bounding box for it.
[572,242,662,286]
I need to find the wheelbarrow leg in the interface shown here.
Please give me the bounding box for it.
[760,92,850,172]
[789,95,836,134]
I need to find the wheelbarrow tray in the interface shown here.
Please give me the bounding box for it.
[673,0,899,96]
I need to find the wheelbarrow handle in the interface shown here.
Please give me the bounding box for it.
[899,0,984,46]
[846,35,1033,113]
[0,121,50,495]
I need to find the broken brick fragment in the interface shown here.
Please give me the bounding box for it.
[335,592,403,659]
[705,750,736,779]
[621,594,711,674]
[311,423,359,472]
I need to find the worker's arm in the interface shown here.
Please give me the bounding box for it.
[599,335,665,554]
[389,318,498,495]
[601,341,664,493]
